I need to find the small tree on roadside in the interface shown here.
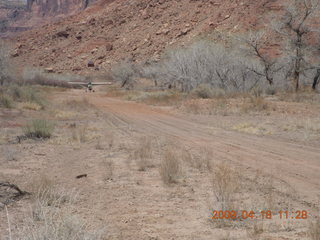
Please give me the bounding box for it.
[0,40,10,86]
[272,0,320,91]
[239,31,283,86]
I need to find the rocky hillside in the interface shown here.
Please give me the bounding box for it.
[9,0,280,75]
[0,0,96,34]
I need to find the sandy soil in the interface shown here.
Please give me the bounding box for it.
[0,89,319,240]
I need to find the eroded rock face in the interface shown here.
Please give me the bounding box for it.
[0,0,96,34]
[27,0,94,16]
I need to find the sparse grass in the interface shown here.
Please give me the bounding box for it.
[159,148,182,185]
[64,98,93,111]
[24,119,54,139]
[0,94,13,108]
[278,90,320,104]
[308,218,320,240]
[133,136,153,171]
[181,98,229,115]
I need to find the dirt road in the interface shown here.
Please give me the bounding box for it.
[75,92,320,209]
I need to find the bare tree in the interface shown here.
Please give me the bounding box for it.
[312,68,320,90]
[273,0,320,91]
[239,31,282,86]
[0,40,10,86]
[111,61,139,89]
[142,41,261,93]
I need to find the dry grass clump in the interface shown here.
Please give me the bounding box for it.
[22,67,83,88]
[246,221,264,240]
[3,146,18,161]
[192,84,225,99]
[17,212,104,240]
[96,133,114,150]
[12,178,102,240]
[103,159,114,181]
[211,163,239,211]
[241,96,269,113]
[133,136,154,171]
[32,177,78,208]
[19,101,42,111]
[24,119,54,139]
[181,98,229,115]
[8,84,46,108]
[159,148,182,184]
[182,147,213,172]
[72,124,88,143]
[0,94,13,108]
[308,218,320,240]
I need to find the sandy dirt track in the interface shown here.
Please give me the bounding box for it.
[78,91,320,209]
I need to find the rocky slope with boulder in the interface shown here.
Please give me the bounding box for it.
[9,0,279,75]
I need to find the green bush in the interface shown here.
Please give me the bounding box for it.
[24,119,54,139]
[0,94,13,108]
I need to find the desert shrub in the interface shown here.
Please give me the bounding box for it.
[72,124,88,143]
[17,184,101,240]
[192,84,225,99]
[0,40,15,86]
[0,94,13,108]
[111,61,139,89]
[308,218,320,240]
[20,102,42,111]
[34,184,77,209]
[22,67,83,88]
[18,212,104,240]
[159,148,181,184]
[8,84,45,108]
[241,96,269,113]
[182,147,213,171]
[246,221,264,240]
[142,41,262,93]
[211,164,239,211]
[24,119,54,139]
[134,136,153,171]
[103,159,114,181]
[264,85,277,95]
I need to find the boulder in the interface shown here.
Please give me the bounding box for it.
[11,49,20,57]
[88,60,95,67]
[105,43,113,51]
[56,31,69,38]
[44,67,54,73]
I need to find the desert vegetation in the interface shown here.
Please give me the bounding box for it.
[1,0,320,239]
